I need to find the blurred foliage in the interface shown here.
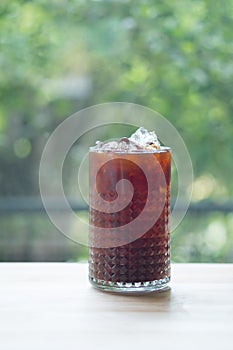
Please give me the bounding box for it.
[0,0,233,261]
[0,212,88,261]
[172,211,233,262]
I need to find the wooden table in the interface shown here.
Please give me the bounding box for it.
[0,263,232,350]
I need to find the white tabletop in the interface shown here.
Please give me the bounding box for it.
[0,263,232,350]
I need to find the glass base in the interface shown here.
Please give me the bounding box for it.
[89,276,170,294]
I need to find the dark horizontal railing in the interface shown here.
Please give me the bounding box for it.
[0,197,233,214]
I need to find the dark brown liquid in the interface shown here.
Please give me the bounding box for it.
[89,150,171,283]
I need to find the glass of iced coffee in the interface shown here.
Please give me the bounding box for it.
[89,127,171,293]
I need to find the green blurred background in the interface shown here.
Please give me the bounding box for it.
[0,0,233,262]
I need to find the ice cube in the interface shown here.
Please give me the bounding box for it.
[129,127,160,149]
[90,128,160,152]
[91,137,145,152]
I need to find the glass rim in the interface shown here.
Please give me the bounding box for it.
[89,146,171,154]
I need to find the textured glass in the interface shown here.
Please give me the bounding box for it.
[89,149,171,293]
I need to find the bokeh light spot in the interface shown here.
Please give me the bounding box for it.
[13,138,32,158]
